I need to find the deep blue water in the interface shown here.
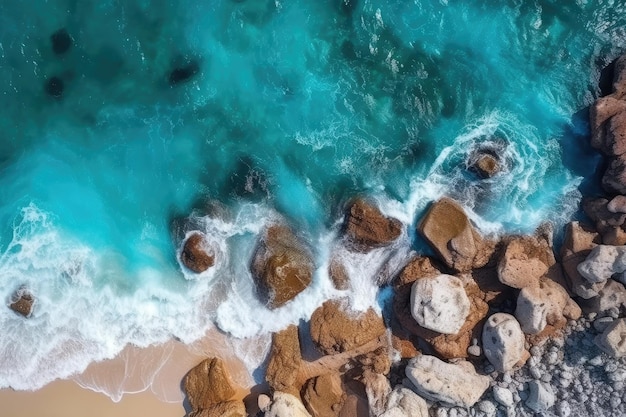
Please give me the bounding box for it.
[0,0,622,395]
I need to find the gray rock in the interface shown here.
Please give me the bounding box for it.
[595,318,626,357]
[577,245,626,284]
[405,355,489,408]
[482,313,527,372]
[525,380,555,412]
[380,386,429,417]
[492,386,514,408]
[410,274,470,334]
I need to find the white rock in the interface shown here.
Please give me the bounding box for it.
[405,355,489,408]
[477,400,497,417]
[380,386,429,417]
[265,392,313,417]
[492,386,514,408]
[363,371,391,416]
[577,245,626,284]
[585,279,626,313]
[410,274,470,334]
[482,313,527,372]
[595,318,626,357]
[525,380,555,412]
[515,279,569,334]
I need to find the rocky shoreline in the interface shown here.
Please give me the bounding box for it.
[170,56,626,417]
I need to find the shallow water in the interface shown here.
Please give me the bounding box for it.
[0,0,621,398]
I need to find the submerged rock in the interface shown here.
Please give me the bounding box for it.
[468,151,500,178]
[409,274,470,335]
[50,28,72,55]
[343,198,402,251]
[169,60,200,85]
[45,76,64,98]
[309,299,386,355]
[418,197,491,272]
[9,288,34,317]
[405,355,489,408]
[251,224,314,309]
[180,232,215,273]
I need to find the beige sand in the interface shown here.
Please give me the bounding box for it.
[0,328,258,417]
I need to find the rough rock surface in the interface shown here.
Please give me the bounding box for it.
[578,245,626,284]
[583,198,626,245]
[515,279,580,335]
[184,357,236,411]
[560,221,603,298]
[344,198,402,251]
[595,318,626,357]
[497,236,555,289]
[482,313,527,372]
[580,279,626,313]
[361,371,392,416]
[264,392,313,417]
[187,401,246,417]
[9,288,34,317]
[405,355,490,408]
[180,232,215,273]
[328,257,350,290]
[302,372,345,417]
[251,224,314,309]
[266,325,302,395]
[379,386,429,417]
[409,274,470,334]
[525,380,556,413]
[469,152,500,178]
[310,299,386,355]
[418,197,492,272]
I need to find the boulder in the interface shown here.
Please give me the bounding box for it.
[310,299,386,355]
[266,325,302,395]
[352,346,391,376]
[409,274,470,334]
[180,232,215,273]
[482,313,527,372]
[577,245,626,284]
[497,236,555,289]
[9,288,34,317]
[580,279,626,313]
[328,257,350,290]
[583,198,626,245]
[251,224,314,309]
[515,279,577,335]
[184,357,236,411]
[590,96,626,151]
[379,387,429,417]
[395,273,489,359]
[405,355,489,408]
[595,318,626,357]
[418,197,492,272]
[344,198,402,251]
[603,155,626,195]
[187,400,246,417]
[361,371,391,416]
[560,222,602,298]
[302,372,345,417]
[608,195,626,213]
[264,392,313,417]
[525,380,555,413]
[468,151,500,178]
[604,111,626,156]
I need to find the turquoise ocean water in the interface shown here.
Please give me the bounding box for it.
[0,0,623,398]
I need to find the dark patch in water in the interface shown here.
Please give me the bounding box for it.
[45,76,64,98]
[169,61,200,86]
[50,28,72,55]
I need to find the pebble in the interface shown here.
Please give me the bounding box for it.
[530,346,542,357]
[556,401,572,417]
[468,345,482,357]
[612,397,622,409]
[529,366,541,379]
[484,364,495,374]
[477,400,497,417]
[502,373,512,384]
[546,351,559,365]
[606,362,619,373]
[589,356,604,366]
[541,373,552,383]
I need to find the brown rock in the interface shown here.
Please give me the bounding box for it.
[603,154,626,195]
[590,96,626,151]
[329,257,350,291]
[353,346,391,376]
[605,111,626,156]
[338,394,369,417]
[582,198,626,244]
[469,153,500,178]
[310,300,386,355]
[187,400,246,417]
[344,198,402,251]
[302,372,346,417]
[180,232,215,273]
[251,224,314,309]
[560,222,603,298]
[418,197,491,272]
[9,289,34,317]
[395,256,442,289]
[184,358,236,411]
[391,335,420,359]
[497,236,555,289]
[266,325,302,396]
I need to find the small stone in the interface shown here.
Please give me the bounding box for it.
[477,400,497,416]
[595,318,626,357]
[492,386,514,408]
[525,380,555,412]
[529,367,541,380]
[593,316,615,332]
[546,351,559,365]
[556,401,572,417]
[467,345,481,357]
[611,396,622,409]
[589,356,604,366]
